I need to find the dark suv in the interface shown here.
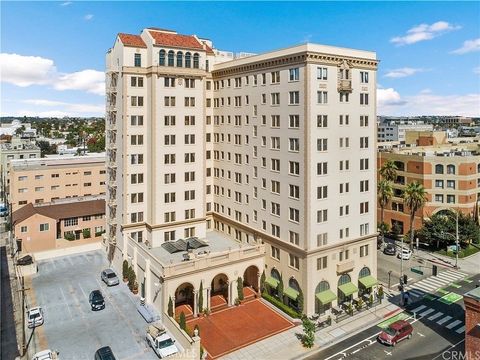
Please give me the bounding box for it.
[95,346,116,360]
[89,290,105,311]
[383,243,396,256]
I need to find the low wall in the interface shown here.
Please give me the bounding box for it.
[33,241,102,260]
[163,312,200,360]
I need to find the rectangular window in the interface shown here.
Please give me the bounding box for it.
[317,91,328,104]
[317,162,328,175]
[40,223,49,232]
[317,256,328,270]
[289,68,299,81]
[289,231,299,245]
[317,115,328,128]
[360,71,369,83]
[360,93,369,105]
[317,67,328,80]
[317,209,328,223]
[289,161,300,175]
[134,53,141,67]
[289,115,300,128]
[271,246,280,260]
[289,254,300,270]
[289,91,300,105]
[317,185,328,199]
[317,138,328,151]
[271,93,280,105]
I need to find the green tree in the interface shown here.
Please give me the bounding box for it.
[403,181,428,250]
[297,287,304,314]
[36,140,57,157]
[198,281,203,313]
[179,312,186,331]
[377,179,394,237]
[379,159,398,182]
[122,260,128,280]
[300,315,315,348]
[277,273,284,300]
[87,135,105,153]
[260,270,266,293]
[167,296,174,317]
[237,276,244,301]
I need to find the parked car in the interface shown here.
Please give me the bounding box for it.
[94,346,116,360]
[397,247,412,260]
[0,203,8,217]
[27,306,44,328]
[378,320,413,346]
[17,254,34,266]
[89,290,105,311]
[383,243,396,256]
[101,269,119,286]
[146,324,179,358]
[32,349,59,360]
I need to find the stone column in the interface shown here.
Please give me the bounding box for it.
[193,290,198,317]
[227,280,233,306]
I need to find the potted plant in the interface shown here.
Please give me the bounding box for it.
[377,286,384,302]
[202,308,210,317]
[122,260,129,282]
[369,294,374,307]
[355,298,364,311]
[234,297,241,306]
[132,281,139,295]
[127,266,136,292]
[347,302,353,316]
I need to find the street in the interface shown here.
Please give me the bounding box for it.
[306,272,479,360]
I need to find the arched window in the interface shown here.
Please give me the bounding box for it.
[289,277,300,292]
[315,281,330,293]
[359,267,371,278]
[435,164,444,174]
[447,164,456,175]
[167,51,175,67]
[193,53,199,69]
[159,50,166,66]
[176,51,183,67]
[270,268,280,281]
[338,274,351,286]
[185,52,192,68]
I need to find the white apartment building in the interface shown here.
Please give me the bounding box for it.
[106,28,379,318]
[377,121,433,143]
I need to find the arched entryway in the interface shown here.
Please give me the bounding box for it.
[211,273,229,311]
[174,282,194,319]
[358,267,377,297]
[315,281,336,314]
[243,265,259,292]
[338,274,357,305]
[285,277,301,311]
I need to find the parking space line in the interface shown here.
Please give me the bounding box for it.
[60,286,74,321]
[78,282,89,301]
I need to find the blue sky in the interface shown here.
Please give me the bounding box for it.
[1,1,479,117]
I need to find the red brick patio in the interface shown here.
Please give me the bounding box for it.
[186,299,294,359]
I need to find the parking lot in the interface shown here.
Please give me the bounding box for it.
[27,250,159,360]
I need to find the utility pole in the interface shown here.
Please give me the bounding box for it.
[19,275,29,357]
[455,211,459,269]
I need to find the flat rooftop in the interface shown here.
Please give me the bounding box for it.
[465,286,480,301]
[10,154,105,170]
[150,230,256,265]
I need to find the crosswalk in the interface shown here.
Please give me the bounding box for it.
[406,270,468,299]
[411,304,464,334]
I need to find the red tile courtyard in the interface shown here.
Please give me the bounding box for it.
[186,299,295,359]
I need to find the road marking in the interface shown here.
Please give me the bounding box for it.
[455,325,465,334]
[78,282,89,301]
[419,308,435,317]
[428,312,443,321]
[384,350,392,356]
[446,320,462,329]
[417,332,425,337]
[414,282,437,292]
[432,339,465,360]
[411,305,427,313]
[409,289,424,297]
[351,349,360,354]
[59,286,73,321]
[437,316,452,325]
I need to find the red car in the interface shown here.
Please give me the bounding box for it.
[378,320,413,346]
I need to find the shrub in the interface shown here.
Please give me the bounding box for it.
[82,228,91,239]
[64,232,75,241]
[122,260,128,279]
[179,312,186,331]
[377,286,384,300]
[297,288,304,314]
[127,266,136,291]
[237,276,244,301]
[234,297,241,306]
[260,270,266,293]
[355,298,364,311]
[167,297,174,317]
[301,315,315,348]
[277,273,284,299]
[262,291,300,318]
[198,281,203,313]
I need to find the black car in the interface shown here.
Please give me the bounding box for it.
[17,255,33,266]
[89,290,105,311]
[94,346,116,360]
[384,243,396,256]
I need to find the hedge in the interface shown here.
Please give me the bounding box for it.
[262,292,301,318]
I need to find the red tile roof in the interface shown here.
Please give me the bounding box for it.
[148,30,203,50]
[118,33,147,48]
[204,43,215,55]
[13,199,106,225]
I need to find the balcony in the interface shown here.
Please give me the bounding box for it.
[107,103,117,112]
[337,79,352,92]
[337,259,355,274]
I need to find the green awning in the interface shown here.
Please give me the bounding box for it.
[265,276,280,289]
[358,275,378,289]
[284,287,299,300]
[338,282,358,297]
[315,289,337,305]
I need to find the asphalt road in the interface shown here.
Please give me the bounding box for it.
[306,273,479,360]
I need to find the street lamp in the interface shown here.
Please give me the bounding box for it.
[440,211,459,269]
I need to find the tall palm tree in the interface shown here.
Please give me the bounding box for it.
[379,160,398,182]
[378,179,394,238]
[403,181,428,251]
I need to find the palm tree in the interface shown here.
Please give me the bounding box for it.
[378,179,394,239]
[379,160,398,182]
[403,181,428,251]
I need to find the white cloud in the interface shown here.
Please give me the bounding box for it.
[0,99,104,118]
[378,88,480,117]
[0,53,104,95]
[60,1,72,6]
[22,99,104,114]
[451,38,480,55]
[474,66,480,75]
[384,67,428,79]
[84,14,94,21]
[391,21,460,46]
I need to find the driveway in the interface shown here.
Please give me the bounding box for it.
[27,250,158,360]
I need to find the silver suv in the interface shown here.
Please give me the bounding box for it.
[101,269,119,286]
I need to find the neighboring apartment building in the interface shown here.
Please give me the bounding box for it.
[378,138,480,234]
[106,28,378,317]
[377,121,433,143]
[0,139,40,201]
[12,197,106,253]
[8,154,106,212]
[464,287,480,360]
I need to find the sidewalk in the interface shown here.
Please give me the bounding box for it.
[222,300,401,360]
[415,248,480,274]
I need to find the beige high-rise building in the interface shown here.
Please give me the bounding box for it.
[106,28,378,318]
